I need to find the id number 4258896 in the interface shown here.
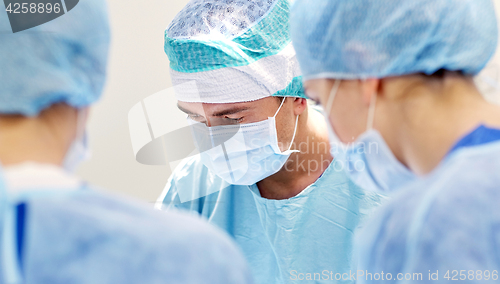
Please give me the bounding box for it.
[6,3,62,14]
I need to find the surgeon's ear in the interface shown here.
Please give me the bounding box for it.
[292,98,308,115]
[360,79,380,105]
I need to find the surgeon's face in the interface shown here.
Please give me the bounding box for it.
[303,78,373,143]
[177,96,303,152]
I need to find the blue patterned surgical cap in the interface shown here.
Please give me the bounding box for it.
[0,0,110,116]
[164,0,306,104]
[290,0,498,80]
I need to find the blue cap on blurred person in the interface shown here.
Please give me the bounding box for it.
[290,0,498,80]
[0,0,110,116]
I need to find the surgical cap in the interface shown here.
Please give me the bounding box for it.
[290,0,498,80]
[0,0,110,116]
[165,0,306,104]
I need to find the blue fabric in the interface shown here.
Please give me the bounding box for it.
[449,125,500,154]
[0,185,253,284]
[290,0,498,80]
[160,155,387,284]
[165,0,291,73]
[273,76,307,99]
[355,141,500,283]
[15,203,26,273]
[0,0,110,116]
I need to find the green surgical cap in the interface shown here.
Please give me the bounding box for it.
[164,0,307,104]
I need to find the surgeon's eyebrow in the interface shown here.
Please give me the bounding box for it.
[212,107,250,117]
[177,104,250,117]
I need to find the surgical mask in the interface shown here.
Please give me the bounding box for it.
[323,80,416,193]
[189,98,299,185]
[63,110,91,172]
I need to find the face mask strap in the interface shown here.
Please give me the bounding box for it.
[287,114,300,152]
[272,96,300,152]
[366,92,377,130]
[273,96,287,118]
[75,108,87,141]
[326,79,341,115]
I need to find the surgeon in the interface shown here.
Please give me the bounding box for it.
[0,1,253,284]
[291,0,500,282]
[157,0,386,283]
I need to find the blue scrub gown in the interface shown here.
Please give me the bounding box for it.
[159,156,387,284]
[0,180,253,284]
[355,125,500,283]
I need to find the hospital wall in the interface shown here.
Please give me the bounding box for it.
[77,0,190,203]
[77,0,500,202]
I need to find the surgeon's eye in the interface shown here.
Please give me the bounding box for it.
[188,114,206,122]
[227,116,244,124]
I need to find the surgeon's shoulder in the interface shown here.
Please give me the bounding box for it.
[159,155,229,208]
[29,190,253,284]
[417,152,500,217]
[364,155,500,272]
[168,154,215,184]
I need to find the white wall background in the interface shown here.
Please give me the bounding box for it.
[77,0,190,203]
[78,0,500,203]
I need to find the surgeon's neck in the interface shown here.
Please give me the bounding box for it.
[257,105,333,200]
[377,74,500,176]
[0,104,76,167]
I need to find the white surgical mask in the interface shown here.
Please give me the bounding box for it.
[189,98,299,185]
[63,110,91,172]
[323,80,416,193]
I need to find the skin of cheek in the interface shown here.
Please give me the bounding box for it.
[274,100,297,151]
[329,90,357,142]
[339,82,375,142]
[308,79,368,143]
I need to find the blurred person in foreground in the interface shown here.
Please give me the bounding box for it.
[291,0,500,282]
[0,1,252,283]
